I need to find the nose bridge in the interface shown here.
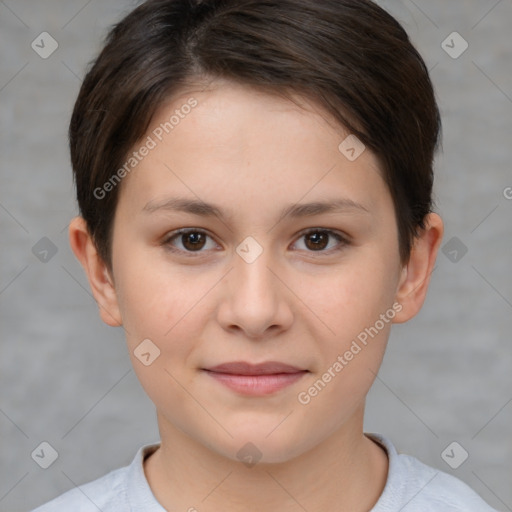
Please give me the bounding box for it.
[218,236,292,337]
[233,237,279,306]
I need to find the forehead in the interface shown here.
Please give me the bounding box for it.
[116,80,391,222]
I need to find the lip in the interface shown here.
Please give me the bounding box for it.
[205,361,306,375]
[202,361,308,396]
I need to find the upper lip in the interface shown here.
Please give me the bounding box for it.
[204,361,307,375]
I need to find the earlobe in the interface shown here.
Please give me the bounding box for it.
[392,213,444,324]
[68,216,123,327]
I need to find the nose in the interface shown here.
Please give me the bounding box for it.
[216,243,294,340]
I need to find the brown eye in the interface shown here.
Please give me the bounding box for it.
[304,231,330,251]
[294,229,349,253]
[163,229,217,254]
[181,231,206,251]
[163,228,349,257]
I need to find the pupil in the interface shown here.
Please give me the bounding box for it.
[307,232,327,250]
[184,232,204,250]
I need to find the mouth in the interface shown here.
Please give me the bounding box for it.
[201,361,309,395]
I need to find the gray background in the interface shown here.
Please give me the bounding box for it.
[1,0,511,511]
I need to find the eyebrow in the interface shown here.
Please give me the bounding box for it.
[142,196,370,222]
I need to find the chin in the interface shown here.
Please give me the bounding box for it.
[211,429,309,466]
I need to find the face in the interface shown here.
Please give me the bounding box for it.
[107,80,405,463]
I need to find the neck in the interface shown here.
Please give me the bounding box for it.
[144,406,389,512]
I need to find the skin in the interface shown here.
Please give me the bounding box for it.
[69,79,443,512]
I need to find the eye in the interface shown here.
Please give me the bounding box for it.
[162,229,218,255]
[162,228,349,257]
[292,229,349,253]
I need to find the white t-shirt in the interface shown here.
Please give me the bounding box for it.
[31,433,498,511]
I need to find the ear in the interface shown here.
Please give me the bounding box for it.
[68,216,123,327]
[392,212,444,324]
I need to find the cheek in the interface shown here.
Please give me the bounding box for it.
[302,255,399,340]
[294,262,396,431]
[112,248,196,345]
[114,257,207,402]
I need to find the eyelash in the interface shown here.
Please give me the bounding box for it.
[161,228,350,257]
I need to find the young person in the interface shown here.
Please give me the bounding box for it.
[32,0,498,510]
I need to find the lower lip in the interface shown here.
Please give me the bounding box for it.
[203,370,308,395]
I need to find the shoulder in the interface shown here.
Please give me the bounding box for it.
[394,452,496,511]
[30,466,129,512]
[367,433,499,512]
[30,444,161,512]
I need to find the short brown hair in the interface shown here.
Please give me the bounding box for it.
[69,0,441,270]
